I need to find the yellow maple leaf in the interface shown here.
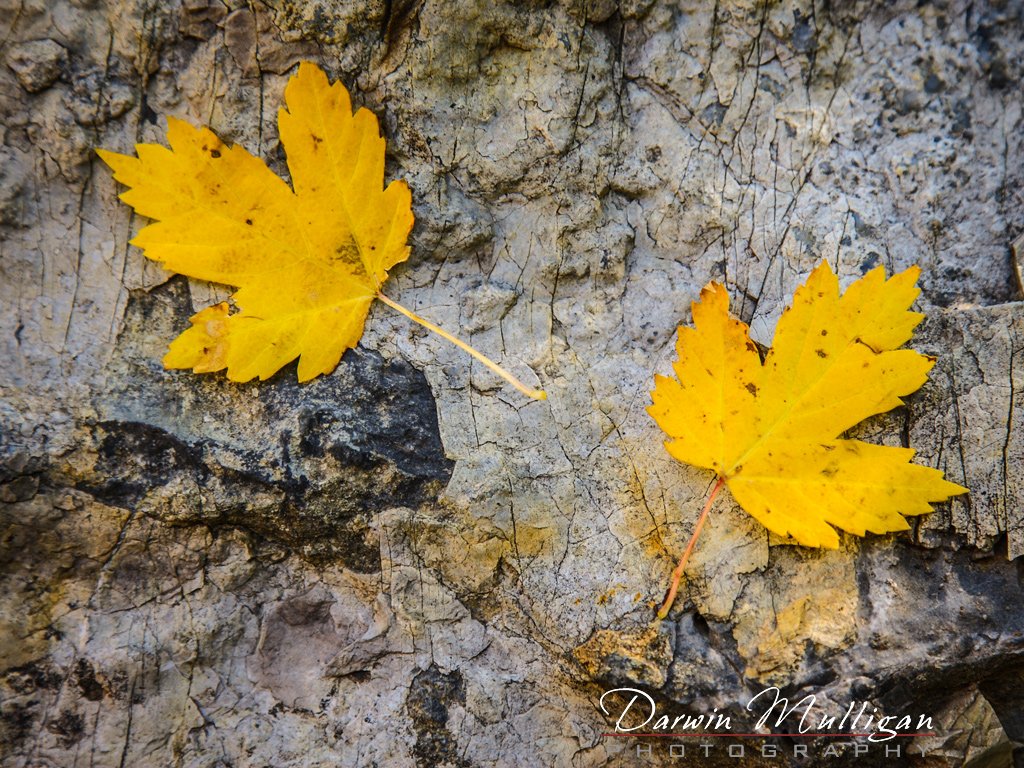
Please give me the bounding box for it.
[648,262,967,618]
[98,62,544,399]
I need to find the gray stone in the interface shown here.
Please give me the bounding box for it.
[5,39,67,93]
[1,0,1022,766]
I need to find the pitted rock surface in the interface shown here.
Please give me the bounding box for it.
[1,1,1021,766]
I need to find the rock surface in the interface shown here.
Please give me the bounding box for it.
[1,0,1022,766]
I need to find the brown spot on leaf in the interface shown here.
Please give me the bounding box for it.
[816,349,828,358]
[745,382,758,397]
[210,149,221,158]
[245,218,253,225]
[820,329,828,336]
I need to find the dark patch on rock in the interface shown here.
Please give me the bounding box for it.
[588,6,625,56]
[72,278,454,571]
[265,350,452,484]
[855,538,1024,725]
[407,665,470,768]
[381,0,424,56]
[85,420,210,507]
[759,75,787,100]
[787,642,839,690]
[75,659,105,702]
[1,475,39,503]
[950,97,972,138]
[699,100,728,127]
[47,709,85,748]
[0,700,37,751]
[0,444,47,486]
[850,211,877,239]
[792,11,816,54]
[3,661,62,694]
[666,612,745,703]
[972,17,1012,90]
[859,252,881,274]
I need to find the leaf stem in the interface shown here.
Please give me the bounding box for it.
[656,476,725,620]
[376,291,547,401]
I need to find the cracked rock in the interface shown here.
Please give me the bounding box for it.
[0,0,1022,766]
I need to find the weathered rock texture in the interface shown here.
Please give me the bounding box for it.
[1,0,1022,766]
